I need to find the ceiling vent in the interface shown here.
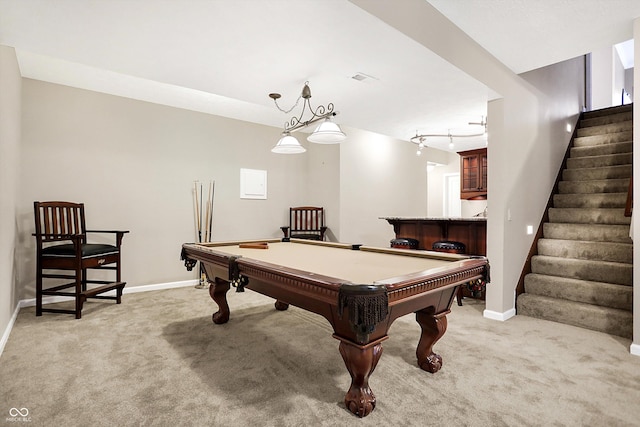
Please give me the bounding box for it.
[351,72,378,82]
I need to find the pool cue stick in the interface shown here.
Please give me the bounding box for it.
[206,180,212,242]
[194,182,201,242]
[193,181,201,242]
[199,183,203,242]
[239,242,269,249]
[194,181,207,289]
[208,180,215,242]
[204,203,210,242]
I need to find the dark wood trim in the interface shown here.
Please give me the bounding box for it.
[625,176,633,217]
[515,112,583,299]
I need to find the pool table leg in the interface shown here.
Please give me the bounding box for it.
[209,277,231,324]
[415,308,449,373]
[335,336,387,417]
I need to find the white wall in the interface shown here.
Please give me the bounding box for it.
[16,79,316,299]
[304,142,340,241]
[14,78,427,305]
[484,57,584,319]
[352,0,584,320]
[427,151,456,217]
[0,46,22,349]
[592,45,631,109]
[614,48,627,106]
[592,46,614,110]
[338,127,428,247]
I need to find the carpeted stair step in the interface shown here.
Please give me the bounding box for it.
[570,141,632,158]
[577,120,632,138]
[573,130,632,147]
[516,293,632,338]
[552,192,626,208]
[520,104,634,339]
[543,222,631,243]
[531,255,632,285]
[537,238,632,263]
[566,152,632,169]
[562,164,631,181]
[576,120,632,137]
[547,208,630,225]
[580,111,632,127]
[523,273,632,310]
[557,178,630,194]
[581,104,632,120]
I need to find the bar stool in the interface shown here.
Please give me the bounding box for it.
[390,238,419,250]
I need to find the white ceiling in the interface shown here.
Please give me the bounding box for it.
[1,0,639,153]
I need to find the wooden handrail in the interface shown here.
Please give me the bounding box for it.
[625,177,633,217]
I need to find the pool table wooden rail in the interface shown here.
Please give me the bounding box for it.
[181,240,487,338]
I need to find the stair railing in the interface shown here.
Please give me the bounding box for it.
[625,176,632,217]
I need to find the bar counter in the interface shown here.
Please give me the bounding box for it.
[381,217,487,256]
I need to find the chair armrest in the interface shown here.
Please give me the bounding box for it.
[280,226,290,239]
[32,233,84,253]
[85,230,129,247]
[32,233,83,244]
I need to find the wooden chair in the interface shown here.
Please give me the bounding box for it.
[280,206,327,241]
[33,201,129,319]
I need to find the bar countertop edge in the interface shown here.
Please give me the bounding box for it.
[380,217,487,222]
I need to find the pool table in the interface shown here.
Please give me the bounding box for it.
[180,238,489,417]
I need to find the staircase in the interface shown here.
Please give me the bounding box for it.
[517,104,633,339]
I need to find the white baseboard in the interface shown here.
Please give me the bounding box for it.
[123,279,199,294]
[18,279,199,308]
[631,343,640,357]
[1,279,199,358]
[483,308,516,321]
[0,303,22,358]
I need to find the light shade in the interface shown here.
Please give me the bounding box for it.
[307,118,346,144]
[271,132,306,154]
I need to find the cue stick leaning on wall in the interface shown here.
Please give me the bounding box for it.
[193,180,215,288]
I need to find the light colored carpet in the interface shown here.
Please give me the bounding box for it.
[1,286,639,426]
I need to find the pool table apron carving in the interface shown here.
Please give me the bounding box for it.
[181,239,489,418]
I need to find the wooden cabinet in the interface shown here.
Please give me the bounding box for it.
[458,148,487,200]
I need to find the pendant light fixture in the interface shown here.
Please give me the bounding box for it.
[271,132,306,154]
[269,81,346,153]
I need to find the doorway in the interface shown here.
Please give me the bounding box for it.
[444,173,461,217]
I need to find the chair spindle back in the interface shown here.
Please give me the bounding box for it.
[34,201,87,243]
[290,207,324,233]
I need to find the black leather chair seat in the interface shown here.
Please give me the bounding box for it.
[42,243,119,258]
[291,233,322,240]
